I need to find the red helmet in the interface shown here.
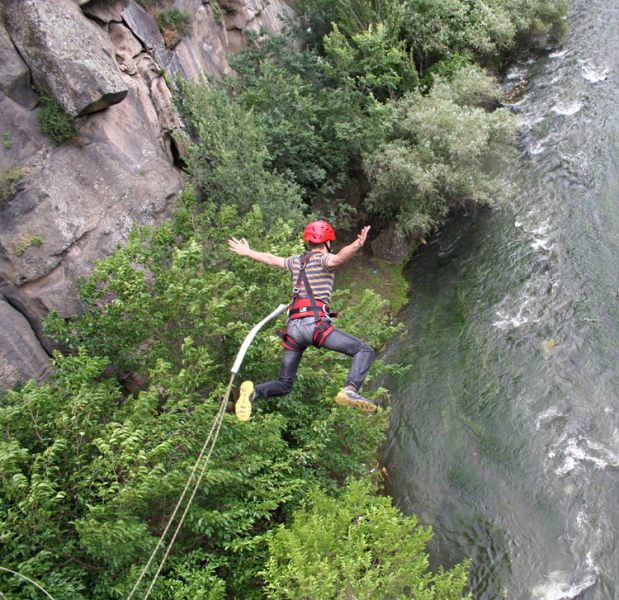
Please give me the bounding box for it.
[303,220,335,244]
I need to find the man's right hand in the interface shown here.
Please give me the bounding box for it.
[228,237,251,256]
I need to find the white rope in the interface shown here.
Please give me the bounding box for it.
[231,304,288,373]
[126,375,233,600]
[129,304,286,598]
[0,566,56,600]
[142,383,230,599]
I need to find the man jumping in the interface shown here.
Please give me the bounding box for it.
[228,220,377,422]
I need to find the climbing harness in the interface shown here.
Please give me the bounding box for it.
[276,252,335,352]
[127,304,287,600]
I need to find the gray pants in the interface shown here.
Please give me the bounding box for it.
[255,317,375,398]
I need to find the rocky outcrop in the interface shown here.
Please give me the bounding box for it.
[81,0,129,24]
[0,0,296,390]
[0,23,38,110]
[2,0,128,116]
[0,294,53,391]
[0,91,184,315]
[217,0,295,52]
[371,226,411,264]
[173,2,233,79]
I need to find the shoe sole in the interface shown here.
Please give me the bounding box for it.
[235,382,254,422]
[335,394,377,414]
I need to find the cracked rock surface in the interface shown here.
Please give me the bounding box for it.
[0,0,294,389]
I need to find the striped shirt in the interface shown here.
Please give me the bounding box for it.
[284,252,335,304]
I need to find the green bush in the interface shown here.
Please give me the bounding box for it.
[364,66,516,237]
[263,479,471,599]
[13,234,44,256]
[174,80,307,229]
[38,88,79,145]
[0,164,27,202]
[217,0,563,238]
[225,33,399,207]
[322,21,419,101]
[0,188,402,598]
[157,9,192,48]
[300,0,568,76]
[329,0,409,41]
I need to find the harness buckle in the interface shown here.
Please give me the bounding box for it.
[292,287,301,295]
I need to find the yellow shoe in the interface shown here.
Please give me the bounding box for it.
[335,388,377,414]
[235,381,255,422]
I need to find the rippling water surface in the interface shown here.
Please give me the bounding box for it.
[382,1,619,598]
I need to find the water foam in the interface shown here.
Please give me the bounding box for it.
[532,572,596,600]
[556,437,619,475]
[549,49,569,59]
[579,60,609,83]
[552,102,583,116]
[528,222,553,251]
[492,294,541,330]
[535,407,563,430]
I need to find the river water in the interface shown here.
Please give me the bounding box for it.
[382,1,619,598]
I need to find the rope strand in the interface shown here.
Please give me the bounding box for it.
[0,566,56,600]
[143,382,231,599]
[127,374,234,600]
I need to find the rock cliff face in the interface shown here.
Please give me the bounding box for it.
[0,0,294,390]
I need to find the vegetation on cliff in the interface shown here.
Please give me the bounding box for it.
[0,0,568,597]
[1,190,408,598]
[185,0,566,238]
[38,88,80,146]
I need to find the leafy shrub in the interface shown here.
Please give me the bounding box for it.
[157,9,192,48]
[0,164,27,202]
[227,36,356,202]
[219,0,563,236]
[329,0,408,41]
[0,188,402,598]
[263,479,471,599]
[421,53,474,88]
[322,22,419,101]
[364,66,516,237]
[38,88,79,145]
[225,33,399,208]
[301,0,568,77]
[174,79,307,228]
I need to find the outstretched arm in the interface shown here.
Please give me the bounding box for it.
[327,226,370,268]
[228,237,286,268]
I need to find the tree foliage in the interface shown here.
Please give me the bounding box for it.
[262,479,471,599]
[321,22,419,100]
[300,0,569,75]
[1,189,402,599]
[174,81,307,229]
[364,66,516,236]
[220,0,566,238]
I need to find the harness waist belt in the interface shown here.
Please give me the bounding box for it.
[288,297,329,318]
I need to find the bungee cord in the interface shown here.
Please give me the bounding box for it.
[127,375,232,600]
[0,566,56,600]
[128,304,288,599]
[142,378,231,599]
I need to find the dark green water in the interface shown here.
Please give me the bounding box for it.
[382,1,619,598]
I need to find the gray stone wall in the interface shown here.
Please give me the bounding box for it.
[0,0,295,390]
